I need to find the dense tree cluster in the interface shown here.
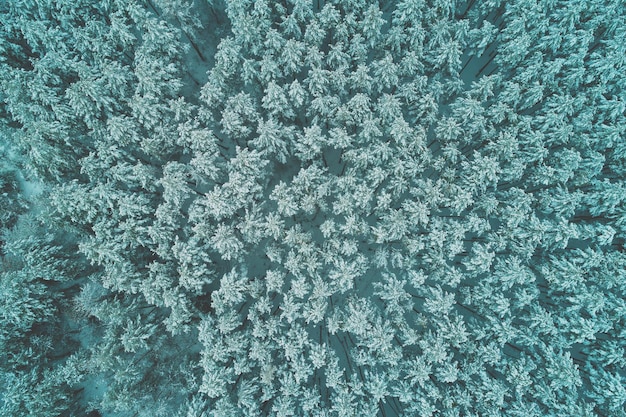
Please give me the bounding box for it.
[1,0,625,416]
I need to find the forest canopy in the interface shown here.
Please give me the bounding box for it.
[1,0,625,416]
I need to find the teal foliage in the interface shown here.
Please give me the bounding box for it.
[0,0,625,416]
